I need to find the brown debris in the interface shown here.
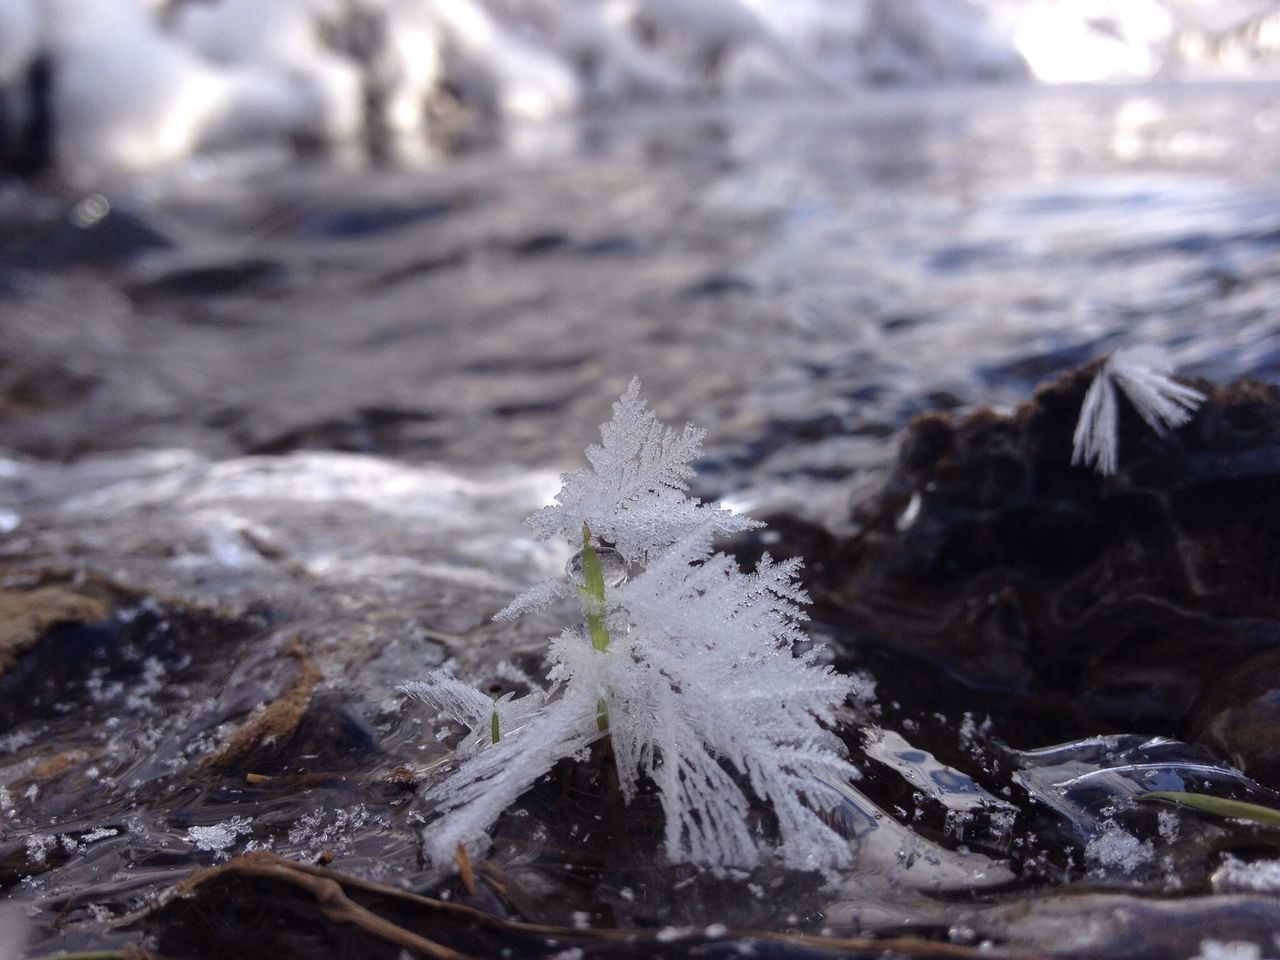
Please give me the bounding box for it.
[28,749,90,782]
[136,851,1047,960]
[203,640,322,770]
[454,843,477,897]
[0,584,113,675]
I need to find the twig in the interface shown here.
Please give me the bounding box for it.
[153,851,1049,960]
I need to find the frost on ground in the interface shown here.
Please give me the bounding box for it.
[287,804,386,859]
[1071,347,1205,476]
[1213,855,1280,893]
[404,380,858,870]
[186,816,253,857]
[24,835,57,867]
[1084,818,1154,874]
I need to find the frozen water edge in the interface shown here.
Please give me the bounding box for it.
[4,0,1280,183]
[10,448,572,603]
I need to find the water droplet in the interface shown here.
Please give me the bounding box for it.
[566,545,630,587]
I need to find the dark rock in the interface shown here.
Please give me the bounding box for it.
[807,364,1280,781]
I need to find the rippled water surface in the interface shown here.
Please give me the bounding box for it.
[2,82,1280,957]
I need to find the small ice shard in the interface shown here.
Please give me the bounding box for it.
[863,728,1014,813]
[820,774,1015,891]
[186,816,253,854]
[24,834,56,866]
[1072,347,1205,476]
[1084,819,1154,873]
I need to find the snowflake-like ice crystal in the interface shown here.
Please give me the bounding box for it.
[403,380,858,870]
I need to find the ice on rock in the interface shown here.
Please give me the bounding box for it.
[1072,347,1205,476]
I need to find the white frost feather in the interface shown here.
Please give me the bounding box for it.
[404,382,857,870]
[1072,348,1205,476]
[527,378,758,563]
[493,575,568,620]
[400,670,545,758]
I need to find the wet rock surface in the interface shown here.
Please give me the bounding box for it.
[1,86,1280,958]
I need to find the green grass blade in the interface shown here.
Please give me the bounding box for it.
[579,524,611,732]
[1140,791,1280,827]
[579,523,610,653]
[491,708,500,744]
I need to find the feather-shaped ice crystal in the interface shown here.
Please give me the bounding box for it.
[527,379,758,563]
[1072,348,1205,476]
[404,381,859,870]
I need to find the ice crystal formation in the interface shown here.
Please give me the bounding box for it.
[1071,347,1205,475]
[404,379,858,870]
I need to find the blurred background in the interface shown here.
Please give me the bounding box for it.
[2,1,1280,181]
[3,2,1280,957]
[1,0,1278,489]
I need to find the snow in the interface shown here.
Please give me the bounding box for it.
[175,0,364,141]
[4,0,1280,183]
[1212,855,1280,893]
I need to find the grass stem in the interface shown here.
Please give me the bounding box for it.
[579,523,610,653]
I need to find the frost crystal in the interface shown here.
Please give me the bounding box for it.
[525,379,758,566]
[186,816,253,856]
[1072,347,1205,475]
[1084,818,1153,873]
[404,382,858,870]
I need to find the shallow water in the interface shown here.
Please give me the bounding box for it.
[2,82,1280,957]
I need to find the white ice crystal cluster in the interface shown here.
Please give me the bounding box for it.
[1071,347,1205,476]
[403,379,859,870]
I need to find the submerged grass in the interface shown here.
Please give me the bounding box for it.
[1140,791,1280,828]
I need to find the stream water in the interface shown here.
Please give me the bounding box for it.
[2,82,1280,958]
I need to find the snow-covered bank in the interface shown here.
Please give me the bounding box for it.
[1,0,1278,184]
